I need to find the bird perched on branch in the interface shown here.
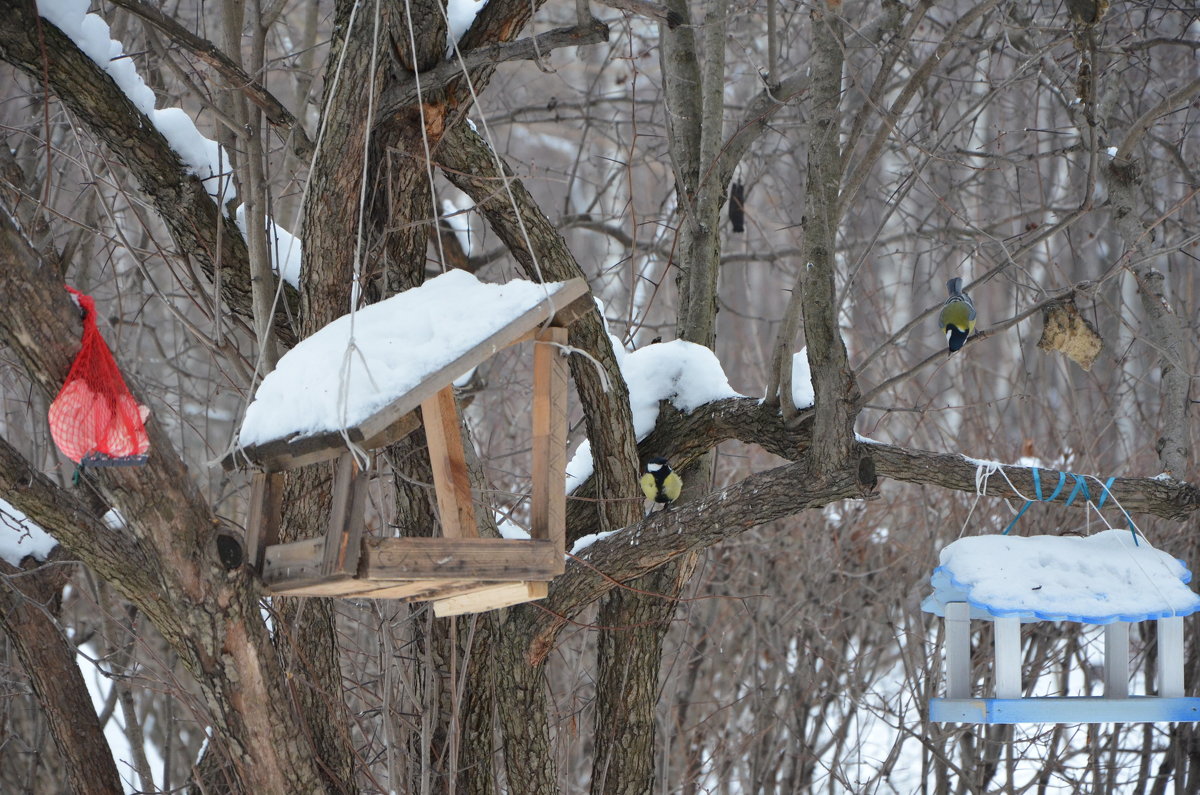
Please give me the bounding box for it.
[938,277,977,353]
[640,457,682,512]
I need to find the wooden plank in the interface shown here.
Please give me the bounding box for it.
[945,602,971,699]
[1105,623,1130,698]
[531,326,568,551]
[228,412,423,472]
[993,617,1021,699]
[421,385,478,540]
[262,537,324,585]
[363,537,563,580]
[225,428,363,472]
[245,471,284,571]
[265,574,363,597]
[930,696,1200,725]
[1158,616,1185,698]
[433,581,549,617]
[346,579,497,601]
[321,453,367,577]
[360,411,421,452]
[544,292,594,329]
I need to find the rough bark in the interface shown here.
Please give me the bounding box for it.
[588,2,732,788]
[590,558,698,795]
[438,123,641,539]
[0,207,326,792]
[0,1,297,347]
[801,4,858,472]
[495,622,557,793]
[0,552,123,795]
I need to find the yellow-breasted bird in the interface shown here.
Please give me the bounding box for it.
[938,277,976,353]
[640,457,682,511]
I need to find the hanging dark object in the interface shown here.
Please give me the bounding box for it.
[48,287,149,467]
[729,181,746,233]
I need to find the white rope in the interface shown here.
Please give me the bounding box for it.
[545,341,611,393]
[403,0,449,274]
[956,461,994,539]
[335,0,384,469]
[224,0,370,465]
[437,2,556,312]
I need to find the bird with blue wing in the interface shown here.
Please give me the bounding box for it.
[938,277,976,353]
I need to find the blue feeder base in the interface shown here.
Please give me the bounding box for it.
[931,696,1200,724]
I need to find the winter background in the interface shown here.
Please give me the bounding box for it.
[1,0,1199,792]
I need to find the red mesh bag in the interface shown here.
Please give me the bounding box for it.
[48,287,149,467]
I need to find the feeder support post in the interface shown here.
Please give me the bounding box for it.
[1104,622,1130,698]
[994,616,1021,699]
[422,385,479,539]
[1158,616,1185,698]
[945,602,971,699]
[531,326,568,550]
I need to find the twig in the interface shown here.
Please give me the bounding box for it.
[105,0,315,158]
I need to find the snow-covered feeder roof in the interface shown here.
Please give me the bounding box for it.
[233,272,589,470]
[921,530,1200,625]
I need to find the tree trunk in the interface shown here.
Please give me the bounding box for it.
[0,554,123,795]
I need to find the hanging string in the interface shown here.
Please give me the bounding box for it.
[1000,466,1138,545]
[335,0,385,470]
[224,0,372,466]
[402,0,449,275]
[436,2,556,314]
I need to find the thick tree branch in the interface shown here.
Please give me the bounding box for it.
[1,550,123,795]
[0,3,297,347]
[438,122,641,537]
[529,455,868,663]
[529,399,1200,660]
[800,5,858,470]
[381,20,609,113]
[104,0,315,159]
[0,201,326,793]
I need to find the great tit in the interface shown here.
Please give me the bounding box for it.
[938,277,976,353]
[640,457,682,511]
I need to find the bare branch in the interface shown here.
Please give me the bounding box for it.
[595,0,683,28]
[105,0,315,159]
[380,20,610,114]
[0,3,297,346]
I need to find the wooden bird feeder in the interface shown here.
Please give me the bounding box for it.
[924,530,1200,724]
[230,275,590,616]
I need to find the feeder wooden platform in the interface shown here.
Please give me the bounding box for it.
[236,277,588,615]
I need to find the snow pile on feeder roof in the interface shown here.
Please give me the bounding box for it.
[921,530,1200,624]
[239,271,569,448]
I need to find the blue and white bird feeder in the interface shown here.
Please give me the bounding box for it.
[923,529,1200,724]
